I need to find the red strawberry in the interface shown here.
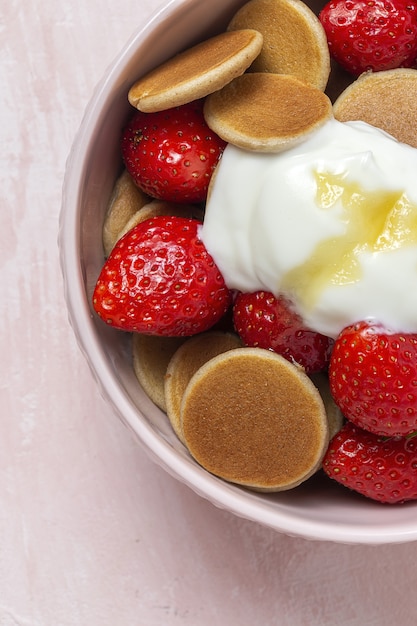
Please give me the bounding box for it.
[92,216,231,336]
[323,421,417,503]
[319,0,417,76]
[120,99,226,204]
[232,290,334,374]
[329,321,417,437]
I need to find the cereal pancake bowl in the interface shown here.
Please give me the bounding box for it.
[60,0,417,544]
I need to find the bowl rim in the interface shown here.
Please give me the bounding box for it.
[59,0,417,546]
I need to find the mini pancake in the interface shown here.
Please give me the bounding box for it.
[333,69,417,149]
[203,72,333,152]
[128,29,263,113]
[227,0,330,91]
[165,331,242,443]
[309,372,344,440]
[102,170,149,257]
[117,200,204,241]
[132,334,186,412]
[181,347,329,491]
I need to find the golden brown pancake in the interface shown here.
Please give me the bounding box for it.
[165,332,242,442]
[132,334,186,411]
[309,372,344,440]
[203,72,333,152]
[117,200,203,241]
[181,347,329,491]
[228,0,330,91]
[102,170,149,257]
[333,69,417,148]
[128,29,263,113]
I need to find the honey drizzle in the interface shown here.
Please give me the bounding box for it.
[282,171,417,308]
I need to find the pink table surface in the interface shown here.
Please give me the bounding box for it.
[2,1,417,624]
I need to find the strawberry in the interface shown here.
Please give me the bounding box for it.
[232,290,334,374]
[329,321,417,437]
[319,0,417,76]
[323,421,417,503]
[120,99,226,204]
[92,216,231,336]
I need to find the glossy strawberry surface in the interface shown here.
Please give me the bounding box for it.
[233,290,334,374]
[120,100,226,204]
[323,421,417,503]
[329,321,417,436]
[320,0,417,75]
[92,216,231,336]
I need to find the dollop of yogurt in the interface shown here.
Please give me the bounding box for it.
[199,118,417,338]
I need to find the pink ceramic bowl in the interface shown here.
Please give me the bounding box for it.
[60,0,417,544]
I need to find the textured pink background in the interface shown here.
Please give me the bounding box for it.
[2,0,417,623]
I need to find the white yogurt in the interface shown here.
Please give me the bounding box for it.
[200,118,417,338]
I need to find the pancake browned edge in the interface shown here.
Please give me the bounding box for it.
[309,372,344,440]
[164,331,242,443]
[204,72,333,152]
[228,0,330,91]
[132,334,186,412]
[181,347,329,491]
[102,170,149,257]
[333,69,417,149]
[128,29,263,113]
